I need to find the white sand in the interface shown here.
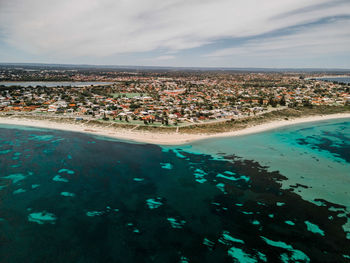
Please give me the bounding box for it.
[0,113,350,145]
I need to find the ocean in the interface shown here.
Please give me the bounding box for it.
[315,77,350,84]
[0,119,349,262]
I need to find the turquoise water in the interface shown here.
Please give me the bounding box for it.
[177,119,350,209]
[0,120,349,262]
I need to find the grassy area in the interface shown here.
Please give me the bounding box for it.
[172,105,350,134]
[128,105,350,133]
[98,118,189,127]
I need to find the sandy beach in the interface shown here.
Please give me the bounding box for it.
[0,113,350,145]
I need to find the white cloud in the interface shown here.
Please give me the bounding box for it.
[206,19,350,58]
[155,55,175,60]
[0,0,349,60]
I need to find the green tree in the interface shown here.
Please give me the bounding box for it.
[279,96,286,106]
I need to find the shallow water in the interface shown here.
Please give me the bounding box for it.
[0,120,349,262]
[177,119,350,209]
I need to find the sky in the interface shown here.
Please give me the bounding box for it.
[0,0,350,68]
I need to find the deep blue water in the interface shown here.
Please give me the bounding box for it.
[0,120,350,263]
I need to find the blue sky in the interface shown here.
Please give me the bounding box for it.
[0,0,350,68]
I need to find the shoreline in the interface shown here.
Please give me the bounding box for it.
[0,113,350,145]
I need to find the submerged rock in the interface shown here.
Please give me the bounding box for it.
[58,169,75,175]
[53,175,69,182]
[167,217,186,229]
[261,236,310,262]
[160,162,173,169]
[219,231,245,245]
[61,192,75,197]
[3,173,26,184]
[13,188,26,194]
[86,211,104,217]
[28,211,57,225]
[146,198,163,209]
[305,221,325,236]
[228,247,258,263]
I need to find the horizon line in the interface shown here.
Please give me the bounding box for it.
[1,62,350,72]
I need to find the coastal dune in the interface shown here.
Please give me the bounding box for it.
[1,113,350,145]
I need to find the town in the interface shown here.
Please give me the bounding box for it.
[1,65,350,128]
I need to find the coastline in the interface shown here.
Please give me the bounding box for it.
[1,113,350,145]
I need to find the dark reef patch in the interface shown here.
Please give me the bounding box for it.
[296,127,350,163]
